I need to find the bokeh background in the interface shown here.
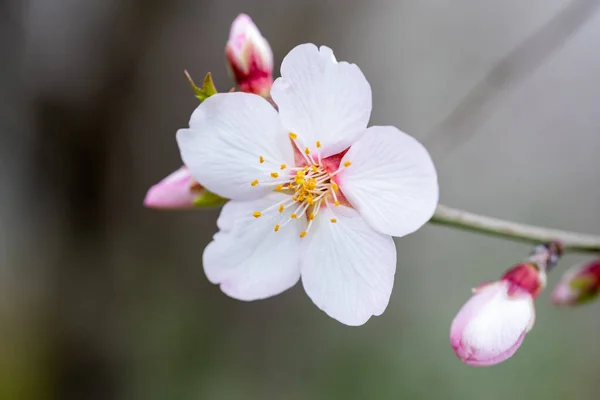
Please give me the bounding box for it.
[1,0,600,399]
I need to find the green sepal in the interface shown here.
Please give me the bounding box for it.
[569,276,600,304]
[185,70,218,102]
[193,190,228,208]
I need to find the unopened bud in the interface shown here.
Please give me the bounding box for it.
[450,243,560,367]
[144,166,226,209]
[552,259,600,306]
[450,281,535,367]
[225,14,273,97]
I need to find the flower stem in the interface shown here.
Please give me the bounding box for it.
[430,204,600,253]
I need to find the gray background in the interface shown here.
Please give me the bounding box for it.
[1,0,599,399]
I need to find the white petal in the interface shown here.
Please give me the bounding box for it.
[203,192,306,300]
[270,44,372,157]
[338,126,438,237]
[177,92,294,201]
[300,205,396,326]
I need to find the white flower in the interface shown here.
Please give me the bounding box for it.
[177,44,438,325]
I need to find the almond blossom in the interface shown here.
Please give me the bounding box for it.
[177,43,438,325]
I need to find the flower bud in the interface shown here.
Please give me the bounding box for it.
[552,259,600,306]
[225,14,273,97]
[144,166,226,209]
[450,243,560,367]
[450,281,535,366]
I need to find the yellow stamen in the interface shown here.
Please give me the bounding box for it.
[309,213,315,220]
[259,156,264,163]
[300,231,307,238]
[275,184,283,191]
[334,201,340,207]
[289,132,297,139]
[343,161,351,167]
[330,218,337,223]
[274,224,280,232]
[251,180,259,186]
[331,182,339,191]
[253,211,261,218]
[280,164,286,170]
[311,165,318,173]
[316,141,321,148]
[271,172,279,178]
[297,170,305,178]
[278,204,285,213]
[291,213,297,219]
[305,147,311,155]
[307,195,314,205]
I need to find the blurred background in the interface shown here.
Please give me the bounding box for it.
[1,0,600,399]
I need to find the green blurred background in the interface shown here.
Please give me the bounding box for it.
[1,0,600,399]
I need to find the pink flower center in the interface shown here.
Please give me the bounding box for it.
[250,132,352,237]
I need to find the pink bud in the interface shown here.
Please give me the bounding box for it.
[552,259,600,306]
[450,281,535,366]
[225,14,273,97]
[144,166,203,209]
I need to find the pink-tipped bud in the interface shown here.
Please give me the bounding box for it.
[450,243,559,367]
[450,281,535,367]
[552,259,600,306]
[225,14,273,97]
[144,166,205,209]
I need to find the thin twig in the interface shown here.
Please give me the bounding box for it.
[430,204,600,253]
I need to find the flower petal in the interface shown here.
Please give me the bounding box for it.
[270,44,372,158]
[203,192,305,300]
[177,92,294,200]
[338,125,438,237]
[300,205,396,326]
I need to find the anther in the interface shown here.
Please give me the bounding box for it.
[305,147,311,155]
[309,213,315,220]
[331,182,339,191]
[271,172,279,178]
[274,224,280,232]
[300,231,307,238]
[289,132,297,139]
[278,204,285,213]
[311,166,318,173]
[316,141,321,148]
[334,201,340,207]
[330,218,337,223]
[251,180,259,186]
[259,156,264,163]
[280,164,286,170]
[343,161,351,167]
[275,184,283,191]
[291,213,297,219]
[253,211,262,218]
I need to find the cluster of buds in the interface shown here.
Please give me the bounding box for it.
[144,14,273,209]
[450,242,562,366]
